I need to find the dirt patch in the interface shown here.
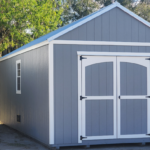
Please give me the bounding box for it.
[0,124,50,150]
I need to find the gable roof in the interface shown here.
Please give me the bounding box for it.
[1,1,150,60]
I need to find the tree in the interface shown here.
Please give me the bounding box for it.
[0,0,63,53]
[61,0,100,25]
[132,2,150,22]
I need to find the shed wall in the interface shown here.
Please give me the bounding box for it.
[54,44,150,146]
[0,45,49,145]
[54,7,150,146]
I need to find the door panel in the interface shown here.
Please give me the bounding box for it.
[81,56,116,140]
[85,62,113,96]
[120,62,147,95]
[117,57,150,138]
[121,99,147,135]
[86,100,113,136]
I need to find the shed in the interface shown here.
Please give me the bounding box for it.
[1,1,150,148]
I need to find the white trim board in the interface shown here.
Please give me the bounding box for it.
[53,40,150,46]
[77,51,150,57]
[48,1,150,42]
[49,42,54,144]
[2,40,150,63]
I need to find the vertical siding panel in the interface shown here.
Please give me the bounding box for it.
[91,101,100,136]
[106,100,113,135]
[87,20,95,41]
[70,28,79,40]
[109,8,117,52]
[99,101,107,135]
[86,20,95,51]
[37,46,49,143]
[116,8,124,52]
[86,45,95,52]
[101,12,109,52]
[107,62,113,96]
[126,63,134,95]
[124,13,132,52]
[86,65,92,96]
[94,16,101,41]
[86,101,92,136]
[94,16,102,51]
[141,66,147,95]
[139,23,146,52]
[134,64,141,95]
[99,63,107,96]
[134,99,142,134]
[78,24,87,40]
[121,100,127,134]
[120,63,127,95]
[127,99,134,134]
[91,64,99,96]
[56,31,71,40]
[71,45,78,143]
[54,45,64,144]
[131,19,139,52]
[142,100,147,133]
[63,45,72,144]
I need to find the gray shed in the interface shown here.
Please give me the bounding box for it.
[1,1,150,148]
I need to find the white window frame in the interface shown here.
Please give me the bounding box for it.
[16,60,21,94]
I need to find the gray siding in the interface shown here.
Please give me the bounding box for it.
[56,7,150,45]
[85,62,113,96]
[0,45,49,145]
[54,44,150,145]
[120,62,147,95]
[86,100,113,136]
[121,99,147,135]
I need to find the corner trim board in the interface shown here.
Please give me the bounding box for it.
[49,42,54,144]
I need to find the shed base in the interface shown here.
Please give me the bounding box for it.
[51,138,150,148]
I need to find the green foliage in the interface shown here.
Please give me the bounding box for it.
[0,0,63,52]
[61,0,100,25]
[132,3,150,22]
[95,0,112,7]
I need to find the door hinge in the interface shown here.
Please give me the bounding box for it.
[80,135,87,140]
[118,96,121,99]
[146,134,150,136]
[146,96,150,98]
[80,56,87,61]
[145,58,150,60]
[80,96,87,100]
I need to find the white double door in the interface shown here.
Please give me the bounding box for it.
[80,56,150,141]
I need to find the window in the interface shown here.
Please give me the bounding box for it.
[16,60,21,94]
